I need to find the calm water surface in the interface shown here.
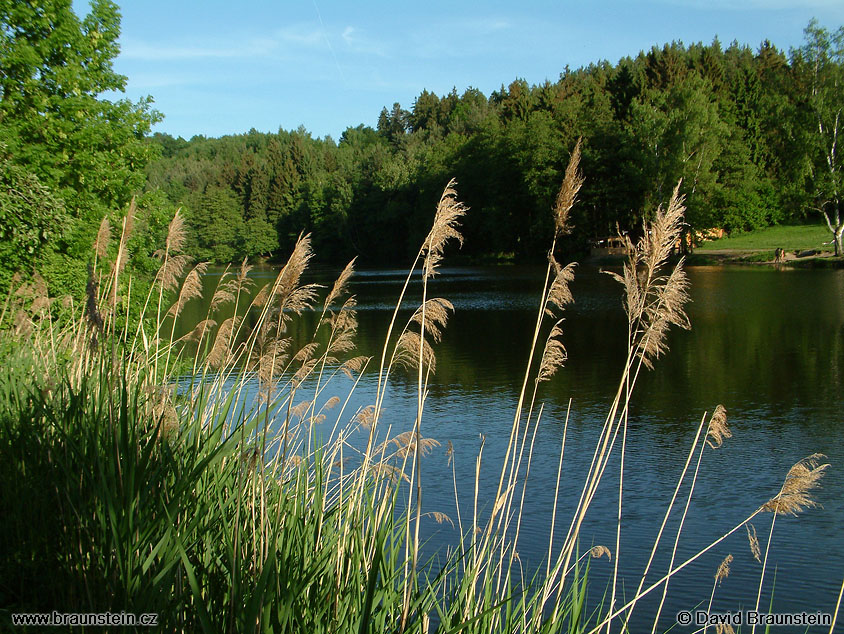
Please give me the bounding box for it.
[186,264,844,630]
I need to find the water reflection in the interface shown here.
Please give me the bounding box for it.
[181,264,843,629]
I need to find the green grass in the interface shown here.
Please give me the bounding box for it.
[0,183,608,633]
[0,169,833,633]
[696,223,830,251]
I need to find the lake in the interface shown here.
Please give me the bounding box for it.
[183,263,844,631]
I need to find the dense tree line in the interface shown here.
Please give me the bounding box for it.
[146,21,844,264]
[0,0,165,295]
[2,1,842,293]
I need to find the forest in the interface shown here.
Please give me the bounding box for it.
[144,22,844,266]
[2,0,843,292]
[1,5,841,632]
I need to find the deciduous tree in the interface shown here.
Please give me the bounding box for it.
[0,0,160,287]
[794,20,844,254]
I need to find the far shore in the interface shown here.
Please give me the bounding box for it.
[684,248,843,268]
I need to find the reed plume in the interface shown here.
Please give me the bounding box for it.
[754,481,784,634]
[211,260,253,313]
[289,400,311,420]
[281,284,322,319]
[292,358,318,388]
[340,355,369,379]
[25,273,49,309]
[107,199,137,314]
[545,260,576,317]
[256,338,291,393]
[177,319,217,344]
[122,197,136,246]
[85,263,103,347]
[368,462,408,483]
[250,284,270,309]
[207,316,241,370]
[167,262,208,319]
[641,182,686,273]
[324,298,358,363]
[94,217,111,261]
[323,258,356,311]
[246,237,321,407]
[606,183,690,370]
[155,253,192,296]
[275,233,314,307]
[762,453,828,516]
[706,405,730,448]
[427,511,454,528]
[746,524,761,563]
[30,273,52,314]
[377,430,441,459]
[422,179,466,279]
[536,321,567,383]
[553,137,584,236]
[354,405,376,430]
[410,298,453,344]
[12,310,31,337]
[151,211,192,301]
[704,554,734,634]
[394,331,437,374]
[13,275,32,302]
[293,342,320,364]
[164,209,187,254]
[715,554,732,583]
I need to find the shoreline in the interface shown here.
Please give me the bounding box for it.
[590,249,843,269]
[685,248,844,268]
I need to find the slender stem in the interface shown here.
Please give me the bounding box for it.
[829,575,844,634]
[751,511,778,634]
[546,399,571,579]
[651,418,708,634]
[704,575,718,634]
[587,507,765,634]
[609,401,628,634]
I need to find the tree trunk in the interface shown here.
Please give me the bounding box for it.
[822,207,843,257]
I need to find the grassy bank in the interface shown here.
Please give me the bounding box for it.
[696,223,830,252]
[0,162,837,632]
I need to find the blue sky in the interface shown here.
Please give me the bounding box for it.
[77,0,844,141]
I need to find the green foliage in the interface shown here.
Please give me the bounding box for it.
[242,217,279,258]
[0,150,68,290]
[790,20,844,253]
[0,0,160,212]
[2,3,841,270]
[0,219,608,632]
[0,0,161,292]
[187,186,244,262]
[142,20,844,264]
[1,172,827,633]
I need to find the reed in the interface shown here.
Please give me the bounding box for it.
[0,157,832,634]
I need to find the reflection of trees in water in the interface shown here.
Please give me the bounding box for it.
[634,270,844,419]
[178,266,844,430]
[168,264,843,621]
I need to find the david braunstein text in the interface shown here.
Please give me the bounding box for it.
[684,610,832,627]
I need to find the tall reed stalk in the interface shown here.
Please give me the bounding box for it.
[0,162,832,634]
